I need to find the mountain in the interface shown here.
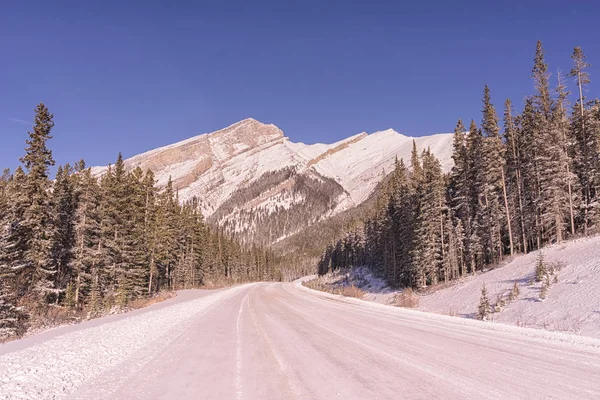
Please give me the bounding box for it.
[93,118,454,244]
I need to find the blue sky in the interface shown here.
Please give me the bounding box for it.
[1,1,599,171]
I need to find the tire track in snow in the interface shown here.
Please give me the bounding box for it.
[235,292,246,400]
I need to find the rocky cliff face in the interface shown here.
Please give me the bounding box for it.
[93,118,454,244]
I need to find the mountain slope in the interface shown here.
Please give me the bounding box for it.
[93,118,453,243]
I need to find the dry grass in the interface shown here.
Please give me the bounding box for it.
[337,285,365,299]
[302,279,330,292]
[302,279,365,299]
[394,288,420,308]
[128,291,176,310]
[23,304,84,337]
[5,290,178,342]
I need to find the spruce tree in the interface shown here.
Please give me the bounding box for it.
[519,98,542,250]
[532,42,570,244]
[50,164,77,303]
[466,119,485,271]
[481,86,513,258]
[72,166,102,307]
[503,99,528,253]
[449,119,473,274]
[0,167,29,299]
[389,158,415,287]
[0,281,26,340]
[477,283,492,321]
[410,149,445,287]
[569,46,599,231]
[19,103,56,303]
[553,73,578,237]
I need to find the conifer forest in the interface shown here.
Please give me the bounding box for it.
[318,42,600,289]
[0,104,281,339]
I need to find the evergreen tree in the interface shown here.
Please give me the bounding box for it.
[71,165,102,307]
[531,41,570,244]
[477,283,492,320]
[449,119,473,273]
[410,149,445,287]
[0,281,26,340]
[503,99,528,253]
[466,119,485,271]
[0,167,29,299]
[535,251,546,282]
[19,103,56,302]
[569,46,599,231]
[481,86,513,258]
[389,159,415,287]
[50,164,77,303]
[553,72,578,237]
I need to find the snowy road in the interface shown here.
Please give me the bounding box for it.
[1,282,600,399]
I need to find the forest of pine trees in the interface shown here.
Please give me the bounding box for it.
[0,104,281,340]
[318,42,600,290]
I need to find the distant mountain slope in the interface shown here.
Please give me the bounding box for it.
[93,118,454,244]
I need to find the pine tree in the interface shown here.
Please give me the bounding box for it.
[535,251,547,282]
[531,42,570,244]
[553,72,578,237]
[519,98,542,250]
[389,158,415,287]
[503,99,528,253]
[482,86,513,259]
[19,103,56,303]
[0,167,29,299]
[154,177,180,289]
[570,46,599,231]
[0,170,28,339]
[71,165,102,307]
[121,167,150,301]
[0,281,26,340]
[477,283,492,320]
[466,119,485,271]
[50,164,77,303]
[142,170,160,295]
[410,149,445,287]
[449,119,473,274]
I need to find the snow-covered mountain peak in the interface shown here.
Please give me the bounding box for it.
[93,119,454,244]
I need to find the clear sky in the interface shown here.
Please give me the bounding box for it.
[1,1,599,171]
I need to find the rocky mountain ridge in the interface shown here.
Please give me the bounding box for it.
[93,118,454,244]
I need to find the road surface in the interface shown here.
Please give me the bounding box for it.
[1,282,600,399]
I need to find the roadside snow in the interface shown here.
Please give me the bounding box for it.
[295,280,600,350]
[0,285,252,399]
[307,236,600,339]
[419,236,600,338]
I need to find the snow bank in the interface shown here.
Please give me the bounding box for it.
[419,236,600,338]
[295,280,600,351]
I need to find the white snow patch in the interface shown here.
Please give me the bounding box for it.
[419,236,600,338]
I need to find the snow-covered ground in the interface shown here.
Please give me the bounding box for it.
[419,236,600,338]
[309,236,600,339]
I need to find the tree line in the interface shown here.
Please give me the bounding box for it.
[318,42,600,289]
[1,104,281,340]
